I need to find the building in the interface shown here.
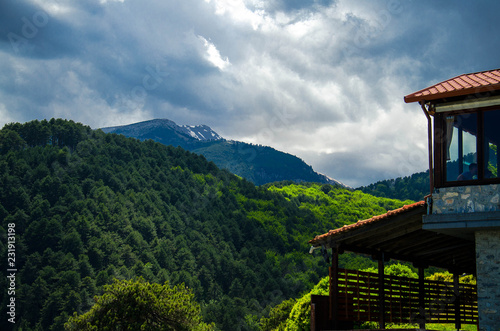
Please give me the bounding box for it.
[309,69,500,331]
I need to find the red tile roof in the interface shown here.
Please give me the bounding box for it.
[404,69,500,103]
[309,201,426,245]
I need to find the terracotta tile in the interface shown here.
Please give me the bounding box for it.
[404,69,500,103]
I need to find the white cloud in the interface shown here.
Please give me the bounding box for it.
[29,0,74,16]
[205,0,270,30]
[100,0,125,4]
[198,36,231,70]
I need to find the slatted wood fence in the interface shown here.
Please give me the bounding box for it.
[312,268,478,329]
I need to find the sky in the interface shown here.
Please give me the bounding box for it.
[1,0,500,187]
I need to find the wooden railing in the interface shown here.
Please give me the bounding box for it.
[311,268,478,330]
[335,268,477,324]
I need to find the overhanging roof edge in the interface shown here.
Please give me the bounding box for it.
[404,68,500,104]
[309,201,426,246]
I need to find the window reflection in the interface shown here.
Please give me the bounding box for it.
[484,110,500,179]
[445,113,477,182]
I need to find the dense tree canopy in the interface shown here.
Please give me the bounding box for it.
[65,278,214,330]
[0,119,416,330]
[357,171,430,202]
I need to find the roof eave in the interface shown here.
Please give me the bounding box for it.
[309,201,426,246]
[404,83,500,104]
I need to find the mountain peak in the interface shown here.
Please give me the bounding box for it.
[101,119,222,142]
[99,118,347,187]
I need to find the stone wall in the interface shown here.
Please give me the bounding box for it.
[475,230,500,331]
[432,184,500,214]
[430,185,500,329]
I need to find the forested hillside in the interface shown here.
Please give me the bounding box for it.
[0,119,412,330]
[190,140,335,186]
[101,119,337,186]
[357,171,430,202]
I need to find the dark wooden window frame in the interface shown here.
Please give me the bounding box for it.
[434,106,500,188]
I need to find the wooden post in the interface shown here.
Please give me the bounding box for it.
[378,253,386,329]
[453,272,461,330]
[311,302,316,331]
[458,127,464,175]
[497,138,500,174]
[330,246,339,330]
[418,266,426,330]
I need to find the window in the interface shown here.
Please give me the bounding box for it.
[483,110,500,179]
[445,113,477,182]
[435,108,500,186]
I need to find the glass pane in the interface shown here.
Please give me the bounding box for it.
[446,113,477,181]
[484,109,500,179]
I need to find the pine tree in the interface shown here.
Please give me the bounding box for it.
[65,278,214,330]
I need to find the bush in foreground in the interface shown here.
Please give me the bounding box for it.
[65,278,214,330]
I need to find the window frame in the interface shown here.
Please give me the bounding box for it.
[434,105,500,188]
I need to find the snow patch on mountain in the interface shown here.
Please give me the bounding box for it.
[101,119,222,141]
[181,124,223,141]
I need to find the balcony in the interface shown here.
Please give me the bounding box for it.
[311,268,478,331]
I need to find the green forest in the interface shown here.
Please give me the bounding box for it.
[357,171,430,202]
[1,119,418,330]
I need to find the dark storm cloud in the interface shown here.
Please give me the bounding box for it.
[1,0,500,186]
[0,0,41,43]
[0,0,88,59]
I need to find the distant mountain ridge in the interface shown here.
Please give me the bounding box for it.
[100,119,347,187]
[101,119,222,143]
